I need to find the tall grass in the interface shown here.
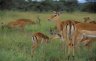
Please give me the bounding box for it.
[0,11,96,61]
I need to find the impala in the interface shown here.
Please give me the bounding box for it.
[31,32,61,56]
[31,32,49,55]
[48,11,82,59]
[83,17,96,24]
[83,17,90,23]
[80,20,96,48]
[7,21,20,29]
[89,21,96,24]
[48,11,80,43]
[80,37,92,48]
[48,11,80,42]
[71,23,96,58]
[49,27,62,40]
[6,19,36,30]
[48,11,95,60]
[16,19,36,24]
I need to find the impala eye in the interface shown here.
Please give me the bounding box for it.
[57,34,61,37]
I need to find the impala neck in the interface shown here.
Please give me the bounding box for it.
[54,17,62,25]
[53,17,62,32]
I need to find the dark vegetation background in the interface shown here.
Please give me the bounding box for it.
[0,0,96,13]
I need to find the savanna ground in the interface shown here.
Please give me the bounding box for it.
[0,11,96,61]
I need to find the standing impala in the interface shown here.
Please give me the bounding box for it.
[48,11,82,59]
[48,11,95,59]
[48,11,79,41]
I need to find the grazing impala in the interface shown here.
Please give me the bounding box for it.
[6,19,36,30]
[83,17,91,23]
[83,17,96,24]
[31,32,49,55]
[80,20,96,48]
[7,21,20,29]
[49,27,62,40]
[16,19,36,24]
[80,37,92,48]
[31,32,61,56]
[82,18,96,48]
[71,23,96,58]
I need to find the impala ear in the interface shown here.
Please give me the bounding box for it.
[53,11,57,14]
[58,11,64,15]
[52,11,61,15]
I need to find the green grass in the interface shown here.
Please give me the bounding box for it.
[0,10,96,61]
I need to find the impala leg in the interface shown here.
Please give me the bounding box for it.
[67,55,70,60]
[67,44,71,60]
[67,41,74,60]
[71,30,80,59]
[31,43,38,57]
[72,44,75,60]
[63,28,68,53]
[31,44,35,57]
[58,31,65,51]
[31,35,39,57]
[84,38,92,50]
[63,29,71,60]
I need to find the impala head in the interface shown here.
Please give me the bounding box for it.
[50,32,62,40]
[48,11,60,22]
[83,17,90,22]
[49,27,61,40]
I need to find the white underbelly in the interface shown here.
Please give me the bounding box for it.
[81,30,96,38]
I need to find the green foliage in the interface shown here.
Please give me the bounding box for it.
[60,0,78,12]
[80,2,96,13]
[0,0,13,10]
[0,0,78,12]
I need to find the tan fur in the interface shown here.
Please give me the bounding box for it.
[31,32,61,56]
[6,19,35,30]
[16,19,36,24]
[89,21,96,24]
[73,23,96,45]
[48,12,80,38]
[72,23,96,58]
[31,32,49,55]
